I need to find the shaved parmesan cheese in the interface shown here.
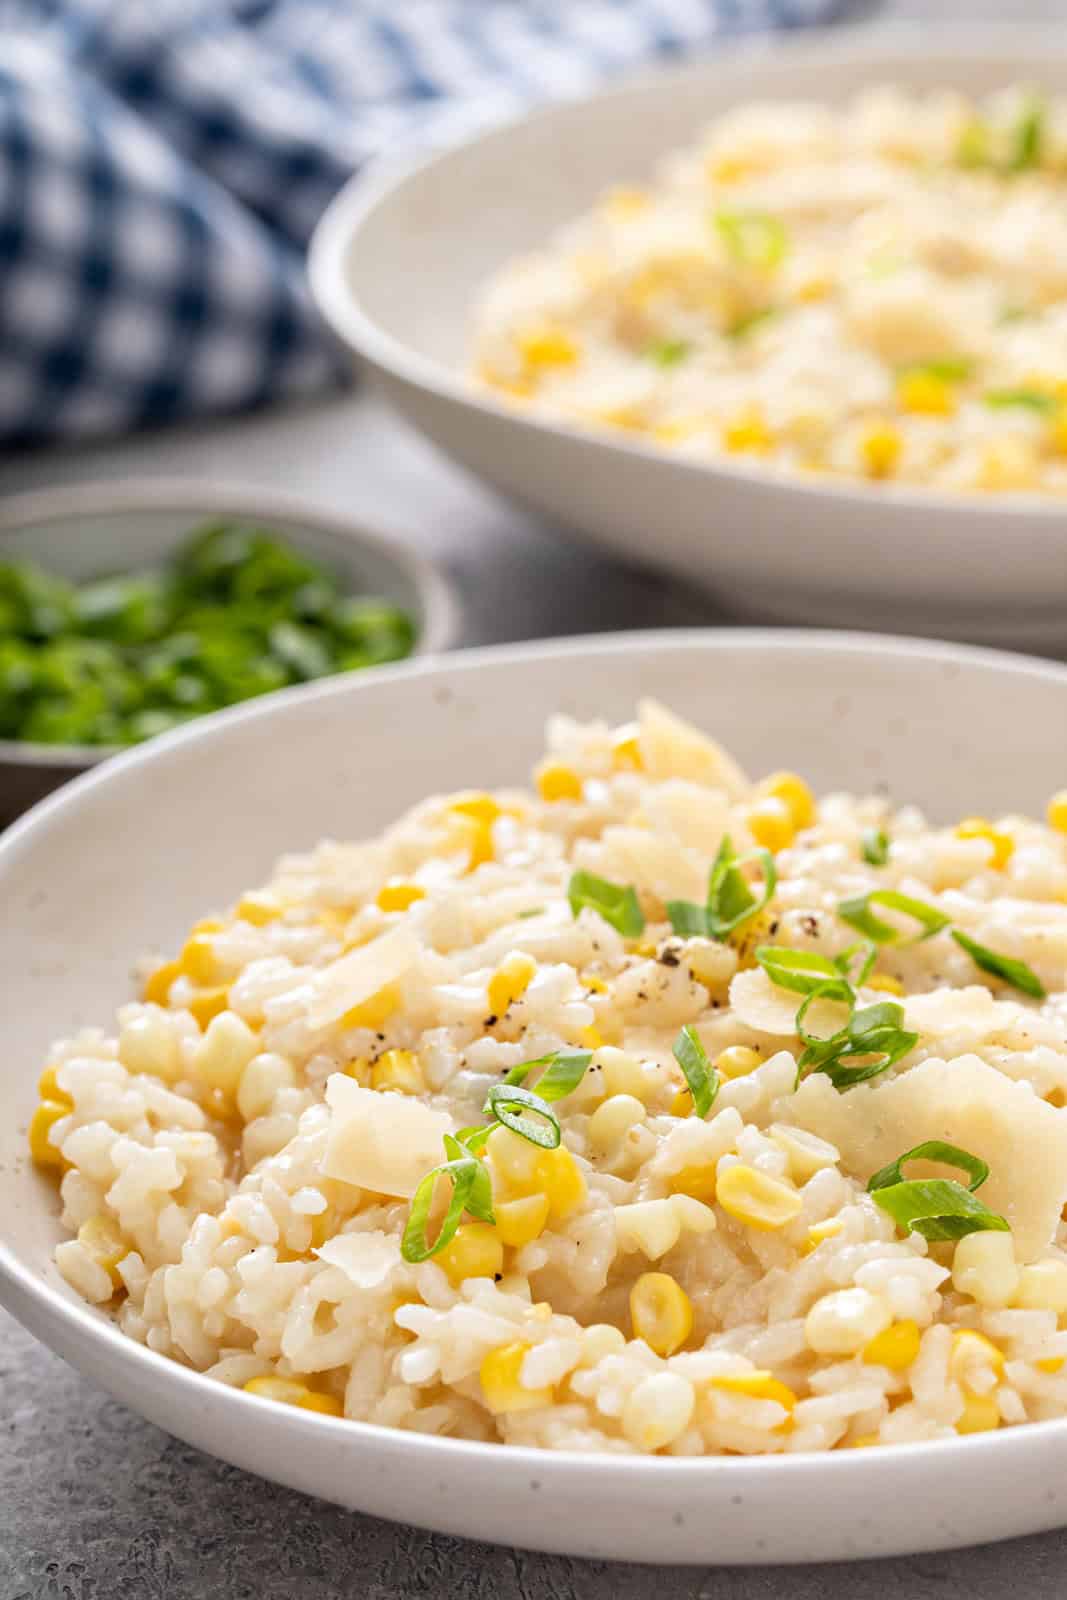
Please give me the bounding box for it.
[315,1230,400,1289]
[307,926,419,1030]
[728,968,803,1039]
[639,780,734,859]
[902,986,1022,1053]
[786,1054,1067,1259]
[596,824,707,905]
[322,1074,451,1197]
[637,699,749,798]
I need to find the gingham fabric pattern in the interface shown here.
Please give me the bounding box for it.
[0,0,840,446]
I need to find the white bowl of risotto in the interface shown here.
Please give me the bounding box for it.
[310,28,1067,645]
[3,630,1067,1562]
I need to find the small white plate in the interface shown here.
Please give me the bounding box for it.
[3,630,1067,1563]
[310,26,1067,647]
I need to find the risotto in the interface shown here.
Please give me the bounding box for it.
[30,702,1067,1455]
[473,86,1067,494]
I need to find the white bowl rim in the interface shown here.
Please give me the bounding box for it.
[0,477,461,771]
[309,20,1067,525]
[5,624,1067,1487]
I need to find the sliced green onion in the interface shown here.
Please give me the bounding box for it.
[898,357,973,383]
[868,1141,1008,1241]
[568,870,645,937]
[672,1025,718,1119]
[951,929,1046,999]
[401,1140,496,1262]
[795,980,854,1051]
[1008,95,1044,172]
[501,1048,593,1101]
[956,121,989,168]
[834,940,878,988]
[646,338,690,368]
[727,307,780,340]
[861,828,890,867]
[755,945,846,996]
[806,1001,918,1090]
[454,1123,494,1153]
[516,905,544,919]
[714,209,789,270]
[484,1082,561,1149]
[666,900,713,938]
[667,834,775,942]
[838,889,950,945]
[983,388,1057,413]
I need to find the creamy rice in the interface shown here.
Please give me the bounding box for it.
[473,86,1067,494]
[31,701,1067,1454]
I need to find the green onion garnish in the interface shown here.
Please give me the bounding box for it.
[668,835,776,942]
[568,870,645,937]
[838,889,950,945]
[672,1025,718,1118]
[400,1135,496,1262]
[646,338,691,368]
[754,945,848,996]
[801,999,918,1090]
[834,940,878,988]
[898,357,973,383]
[950,929,1046,999]
[1008,95,1045,172]
[861,828,890,867]
[983,388,1057,413]
[516,906,544,919]
[501,1048,593,1101]
[727,307,780,340]
[714,209,789,270]
[956,121,989,168]
[867,1140,1009,1241]
[483,1082,561,1149]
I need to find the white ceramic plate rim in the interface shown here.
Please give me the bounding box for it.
[5,626,1067,1498]
[309,21,1067,524]
[0,478,461,770]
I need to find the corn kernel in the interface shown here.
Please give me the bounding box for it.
[1037,1357,1065,1374]
[897,371,956,416]
[29,1100,70,1169]
[191,1010,259,1097]
[494,1194,551,1248]
[1048,790,1067,833]
[949,1329,1005,1388]
[581,973,608,995]
[630,1272,693,1357]
[723,406,772,454]
[539,1146,587,1221]
[769,1124,840,1184]
[180,931,229,986]
[668,1163,718,1205]
[376,880,426,913]
[577,1025,604,1051]
[846,1433,882,1449]
[866,974,904,996]
[611,725,643,771]
[143,958,181,1007]
[952,1232,1019,1309]
[621,1371,695,1451]
[535,761,583,803]
[863,1319,921,1370]
[341,1056,372,1087]
[236,891,283,926]
[711,1371,796,1420]
[604,186,650,219]
[187,986,231,1030]
[757,771,816,831]
[517,327,579,369]
[717,1164,802,1231]
[956,1391,1000,1434]
[671,1087,695,1118]
[340,982,400,1031]
[805,1287,892,1356]
[1013,1258,1067,1313]
[449,792,503,824]
[860,423,902,479]
[589,1093,645,1152]
[714,1044,762,1080]
[480,1342,554,1414]
[243,1376,344,1416]
[464,818,495,872]
[37,1065,70,1106]
[487,951,537,1018]
[370,1049,423,1095]
[745,796,795,853]
[955,817,1015,870]
[436,1222,505,1287]
[486,1124,545,1197]
[77,1214,128,1287]
[1049,413,1067,457]
[802,1218,844,1254]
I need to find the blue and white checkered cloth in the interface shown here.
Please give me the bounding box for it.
[0,0,841,446]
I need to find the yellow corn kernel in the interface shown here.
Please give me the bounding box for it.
[236,891,283,926]
[464,817,495,872]
[535,761,583,803]
[604,186,650,219]
[179,931,228,985]
[714,1044,762,1080]
[143,958,181,1007]
[1048,790,1067,833]
[187,986,230,1031]
[757,771,815,831]
[802,1218,844,1254]
[540,1146,587,1221]
[77,1214,128,1286]
[956,1391,1000,1434]
[581,972,608,995]
[517,326,579,370]
[630,1272,693,1357]
[342,1056,372,1086]
[728,906,777,970]
[494,1193,551,1248]
[723,406,772,454]
[955,817,1014,870]
[897,371,955,416]
[671,1087,695,1118]
[863,1319,921,1371]
[611,725,643,771]
[1038,1357,1065,1374]
[846,1433,882,1449]
[707,154,755,183]
[487,951,537,1018]
[950,1329,1005,1384]
[486,1123,544,1196]
[745,795,794,853]
[376,880,426,913]
[480,1342,554,1414]
[711,1371,796,1422]
[340,982,400,1031]
[1013,1259,1067,1313]
[717,1165,802,1231]
[795,273,832,303]
[29,1100,70,1169]
[37,1065,71,1106]
[668,1164,718,1205]
[450,792,503,824]
[578,1025,604,1051]
[243,1376,344,1416]
[866,974,904,996]
[860,423,901,479]
[436,1222,505,1287]
[370,1049,423,1095]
